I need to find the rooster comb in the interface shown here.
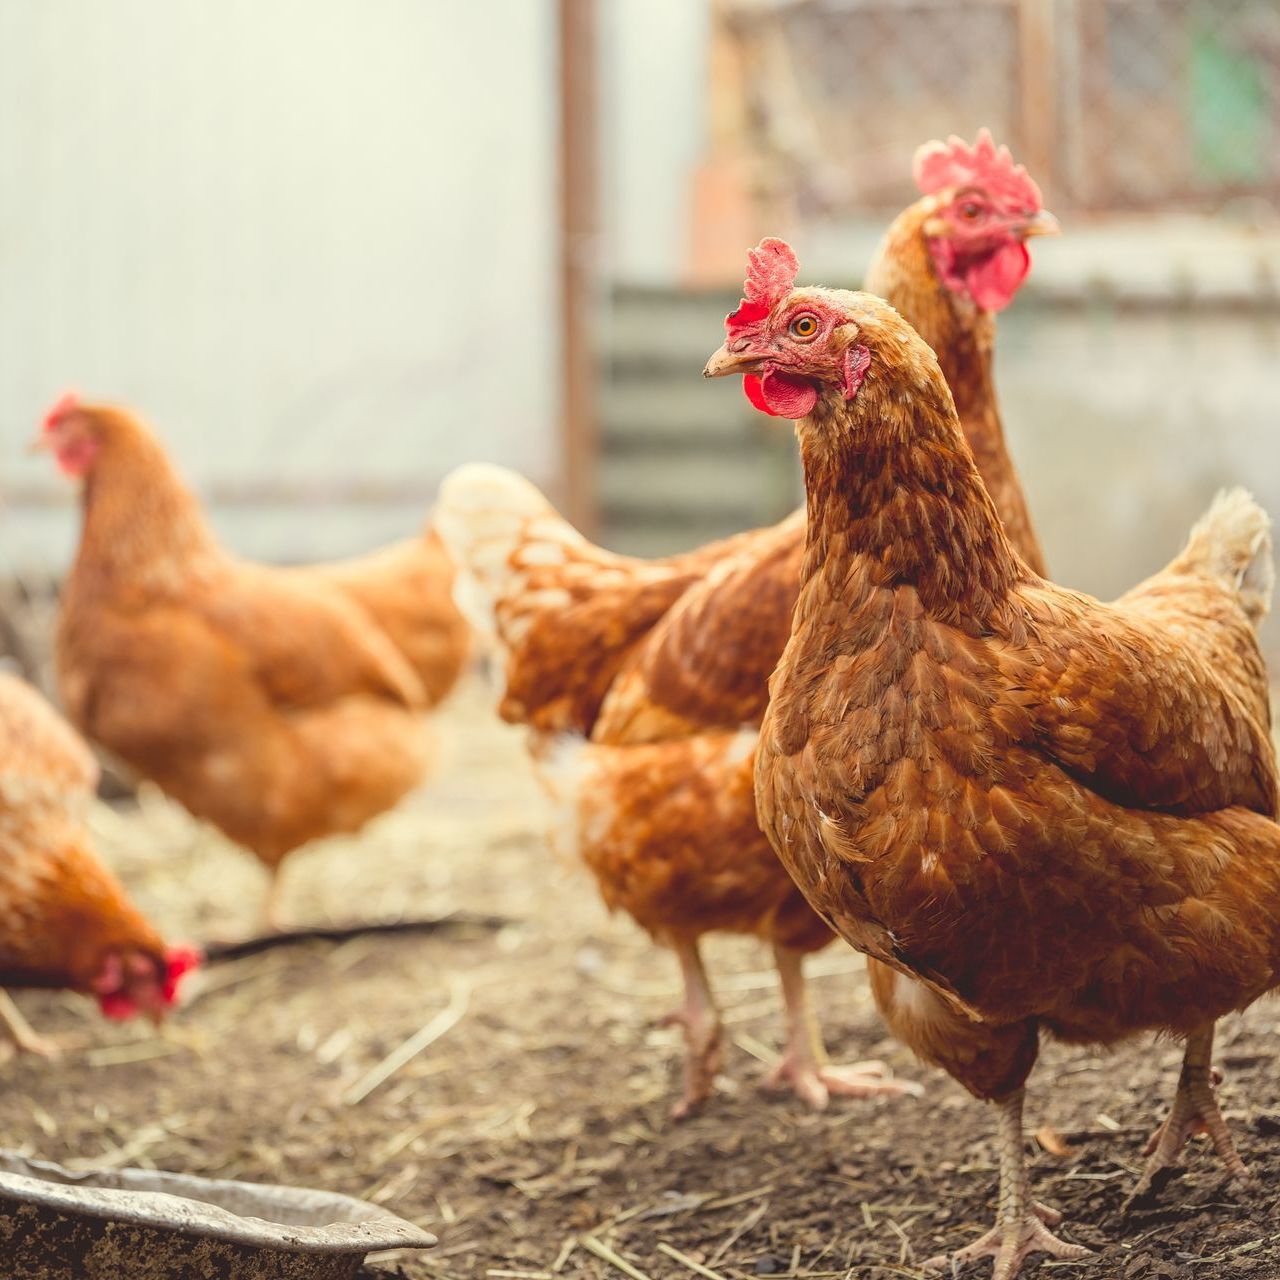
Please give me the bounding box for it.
[43,391,80,432]
[726,238,800,338]
[913,129,1042,210]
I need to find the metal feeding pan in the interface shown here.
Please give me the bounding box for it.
[0,1152,436,1280]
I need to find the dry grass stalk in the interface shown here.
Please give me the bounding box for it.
[656,1240,731,1279]
[580,1234,654,1280]
[343,978,470,1105]
[708,1199,769,1267]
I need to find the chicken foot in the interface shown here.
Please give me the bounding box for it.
[661,938,723,1120]
[765,944,922,1109]
[0,989,59,1058]
[1128,1023,1251,1204]
[925,1089,1091,1280]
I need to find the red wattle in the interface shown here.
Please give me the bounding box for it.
[54,438,99,478]
[98,992,136,1021]
[964,240,1030,312]
[743,374,770,414]
[741,367,818,420]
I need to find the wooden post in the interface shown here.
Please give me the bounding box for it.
[558,0,599,534]
[1017,0,1058,200]
[686,0,763,286]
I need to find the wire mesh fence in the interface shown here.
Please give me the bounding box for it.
[723,0,1280,216]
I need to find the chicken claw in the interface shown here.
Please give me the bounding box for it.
[1127,1024,1251,1205]
[764,1054,923,1109]
[926,1091,1091,1280]
[661,1006,723,1120]
[663,940,723,1120]
[768,944,923,1110]
[924,1201,1091,1280]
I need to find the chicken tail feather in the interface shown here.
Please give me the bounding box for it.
[434,463,586,637]
[1178,488,1274,628]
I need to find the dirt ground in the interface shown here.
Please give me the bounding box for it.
[3,675,1280,1280]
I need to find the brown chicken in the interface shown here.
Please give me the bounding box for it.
[441,475,885,1113]
[706,239,1280,1277]
[441,136,1056,1116]
[0,671,197,1044]
[43,398,436,928]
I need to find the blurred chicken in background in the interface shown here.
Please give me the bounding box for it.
[0,670,197,1053]
[41,398,468,931]
[440,133,1054,1116]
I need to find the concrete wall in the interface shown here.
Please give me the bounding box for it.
[1001,299,1280,616]
[0,0,557,573]
[601,0,709,284]
[601,285,1280,661]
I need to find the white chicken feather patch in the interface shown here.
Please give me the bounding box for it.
[528,732,603,868]
[1180,488,1273,626]
[435,464,591,661]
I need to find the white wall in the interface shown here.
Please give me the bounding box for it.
[0,0,557,571]
[601,0,709,283]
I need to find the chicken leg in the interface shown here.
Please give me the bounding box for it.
[1128,1023,1251,1203]
[925,1090,1091,1280]
[660,938,723,1120]
[764,944,922,1108]
[261,864,287,933]
[0,989,59,1058]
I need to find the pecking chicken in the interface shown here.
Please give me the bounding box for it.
[0,671,197,1045]
[43,398,438,929]
[706,237,1280,1279]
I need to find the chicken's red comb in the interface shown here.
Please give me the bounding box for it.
[913,129,1042,210]
[42,391,80,432]
[726,238,800,338]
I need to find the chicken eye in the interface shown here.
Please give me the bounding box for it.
[789,313,820,341]
[960,202,983,220]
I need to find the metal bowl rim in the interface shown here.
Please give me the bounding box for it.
[0,1153,436,1255]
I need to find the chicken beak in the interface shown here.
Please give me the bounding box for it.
[703,344,758,379]
[1021,209,1061,238]
[28,433,52,455]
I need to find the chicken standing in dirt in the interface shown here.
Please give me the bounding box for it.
[439,132,1056,1118]
[704,238,1280,1279]
[42,398,463,929]
[0,671,197,1050]
[441,478,873,1116]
